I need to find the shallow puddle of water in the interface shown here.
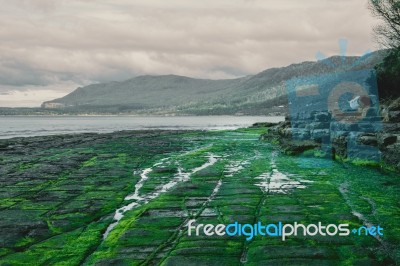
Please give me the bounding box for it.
[296,157,334,169]
[125,168,153,201]
[103,153,218,239]
[224,161,245,177]
[254,151,312,194]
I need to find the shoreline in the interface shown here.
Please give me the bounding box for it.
[1,123,398,174]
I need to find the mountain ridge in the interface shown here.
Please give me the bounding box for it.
[42,50,388,115]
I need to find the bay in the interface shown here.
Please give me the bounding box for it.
[0,115,284,139]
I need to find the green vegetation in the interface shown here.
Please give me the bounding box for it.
[0,129,399,265]
[375,48,400,100]
[32,52,386,116]
[369,0,400,100]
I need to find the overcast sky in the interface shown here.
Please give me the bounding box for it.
[0,0,381,107]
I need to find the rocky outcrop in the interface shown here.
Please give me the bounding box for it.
[262,98,400,171]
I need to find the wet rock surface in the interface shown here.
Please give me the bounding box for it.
[0,128,399,265]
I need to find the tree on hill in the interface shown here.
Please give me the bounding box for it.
[369,0,400,100]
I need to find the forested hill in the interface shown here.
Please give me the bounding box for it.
[41,50,387,115]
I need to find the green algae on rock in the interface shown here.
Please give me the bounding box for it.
[0,129,399,265]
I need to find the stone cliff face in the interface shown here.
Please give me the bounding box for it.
[262,97,400,171]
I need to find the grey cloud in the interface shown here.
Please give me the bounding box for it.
[0,56,86,87]
[0,0,380,106]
